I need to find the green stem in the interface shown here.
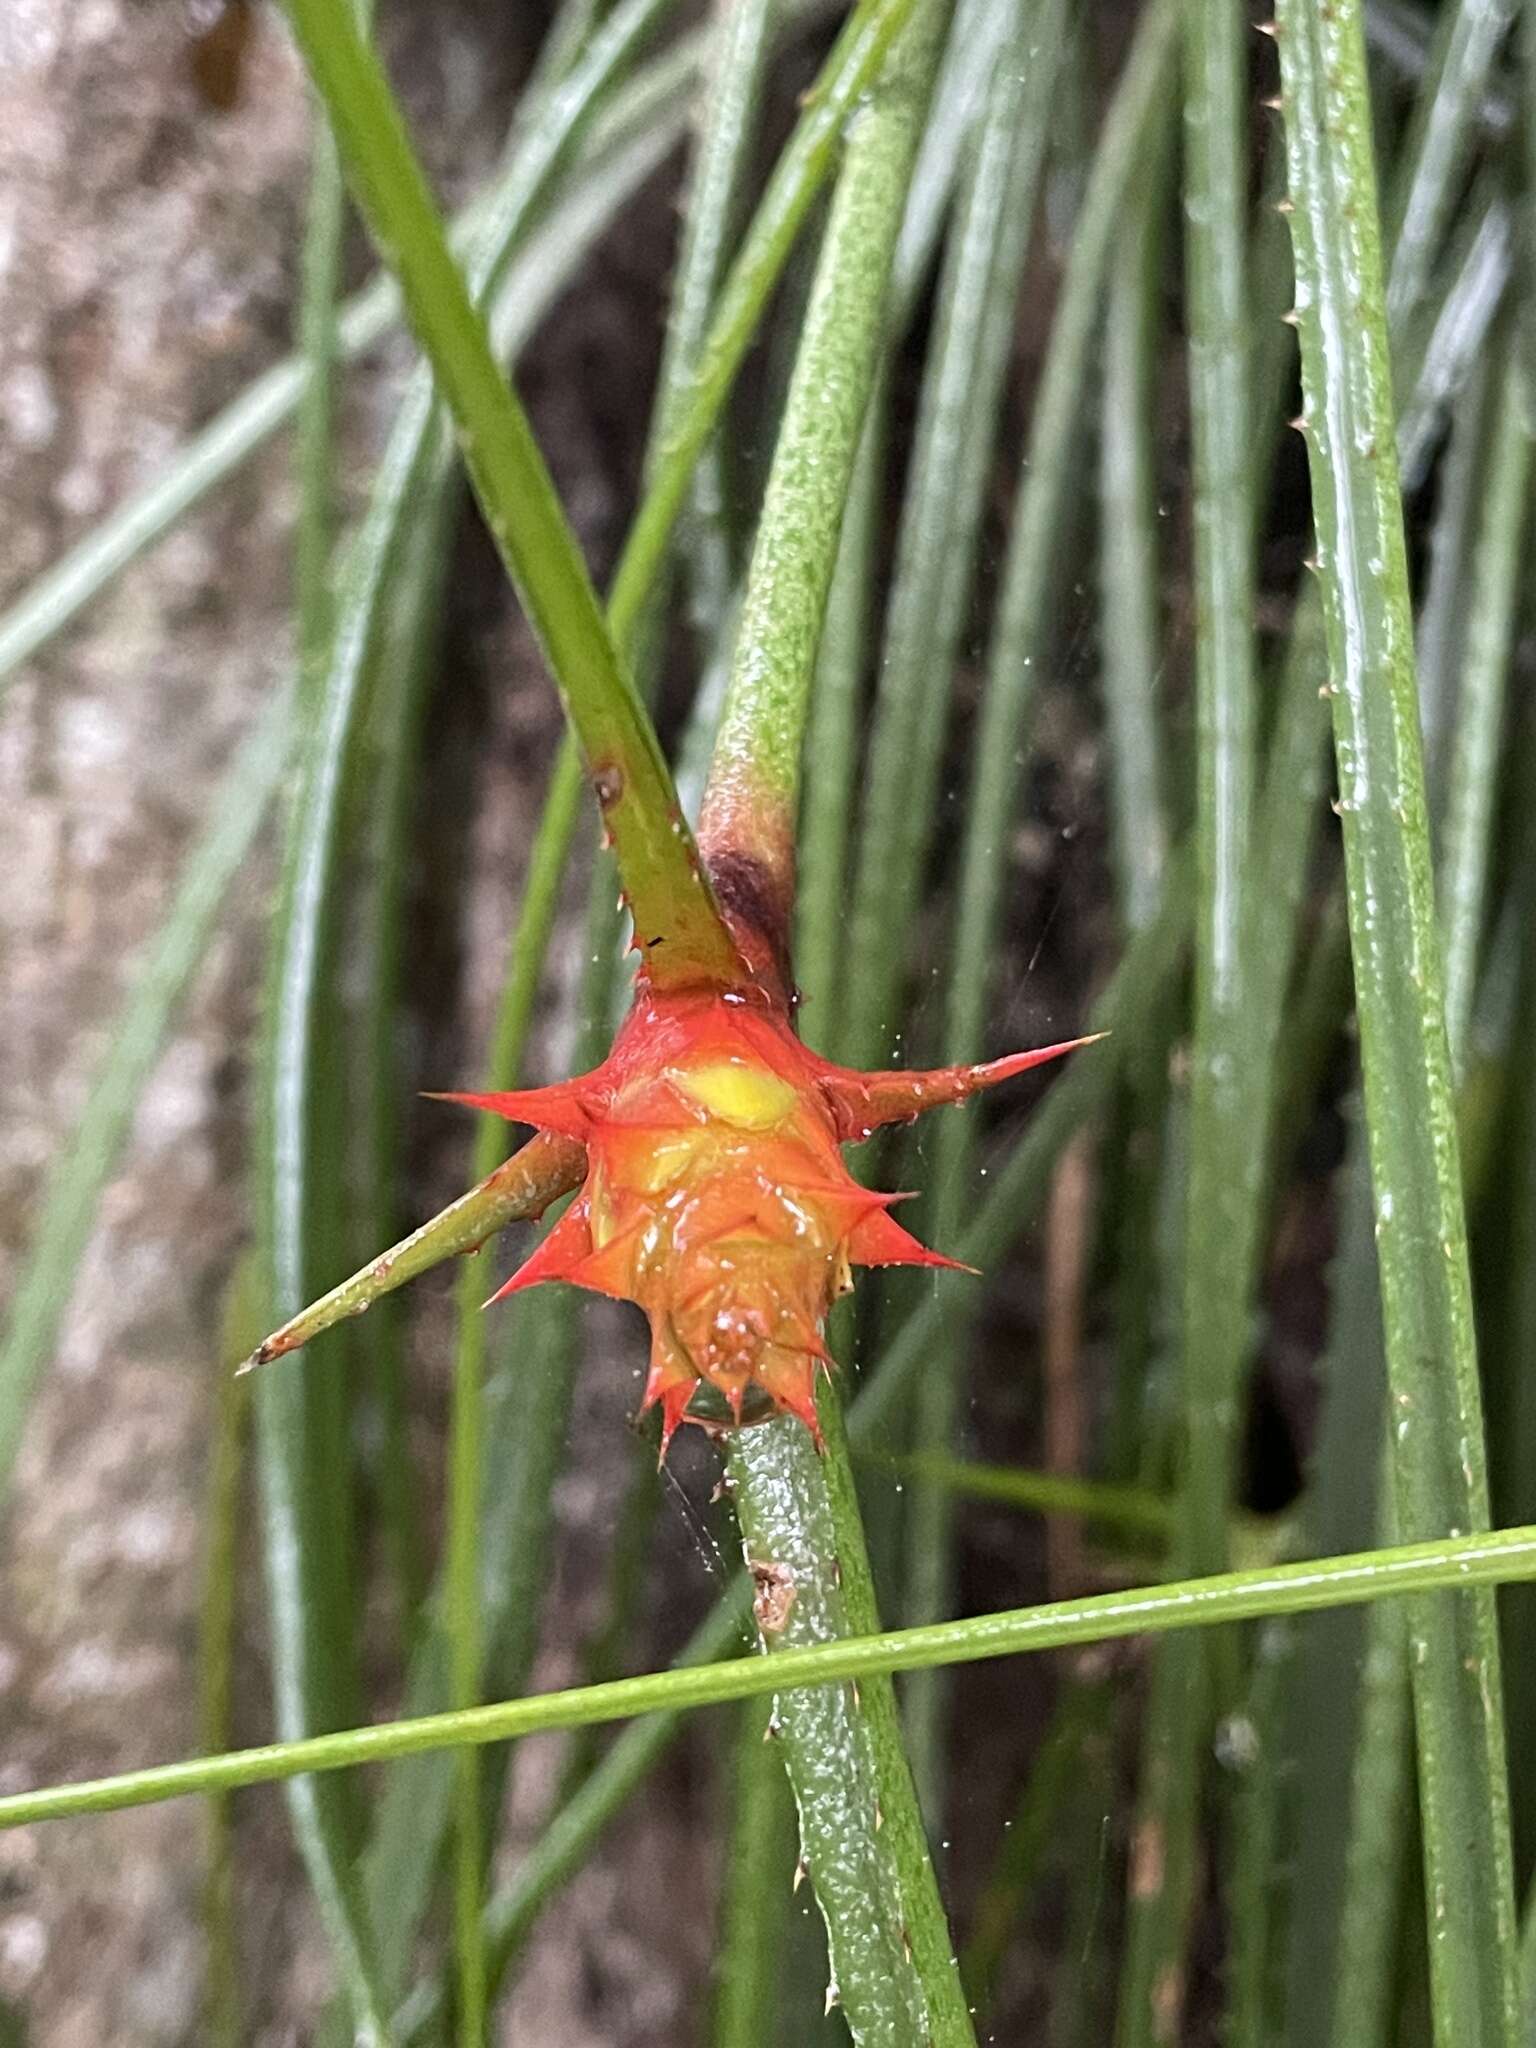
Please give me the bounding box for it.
[728,1406,945,2044]
[7,1526,1536,1831]
[294,84,349,696]
[354,457,451,1650]
[1326,1577,1413,2048]
[1284,413,1533,2029]
[1276,2,1520,2039]
[280,0,743,989]
[1414,354,1492,802]
[1394,178,1511,489]
[1223,1630,1292,2048]
[697,0,949,931]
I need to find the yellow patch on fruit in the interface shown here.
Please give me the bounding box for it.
[671,1056,798,1130]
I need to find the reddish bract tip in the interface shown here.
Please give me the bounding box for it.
[815,1034,1103,1143]
[425,1082,593,1141]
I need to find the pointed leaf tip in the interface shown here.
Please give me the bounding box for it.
[642,1357,697,1461]
[424,1082,593,1140]
[969,1031,1107,1087]
[845,1206,974,1274]
[818,1030,1099,1139]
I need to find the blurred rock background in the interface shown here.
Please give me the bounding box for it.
[0,4,725,2038]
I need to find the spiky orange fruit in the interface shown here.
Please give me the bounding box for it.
[439,986,1089,1454]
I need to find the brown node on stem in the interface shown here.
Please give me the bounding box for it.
[704,845,796,1005]
[749,1557,798,1636]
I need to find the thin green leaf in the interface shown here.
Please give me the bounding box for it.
[962,1680,1116,2015]
[1281,1152,1405,2048]
[605,0,927,653]
[1175,0,1261,1584]
[5,1525,1536,1831]
[1382,0,1516,333]
[654,0,775,651]
[1394,178,1510,489]
[1437,340,1530,1067]
[1276,210,1524,2048]
[199,1259,260,2048]
[1276,1,1520,2037]
[252,46,392,2031]
[795,414,880,1050]
[713,1696,799,2048]
[840,0,1067,1069]
[280,0,746,989]
[1119,0,1261,2031]
[908,0,1176,1793]
[1098,92,1173,936]
[1414,354,1494,800]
